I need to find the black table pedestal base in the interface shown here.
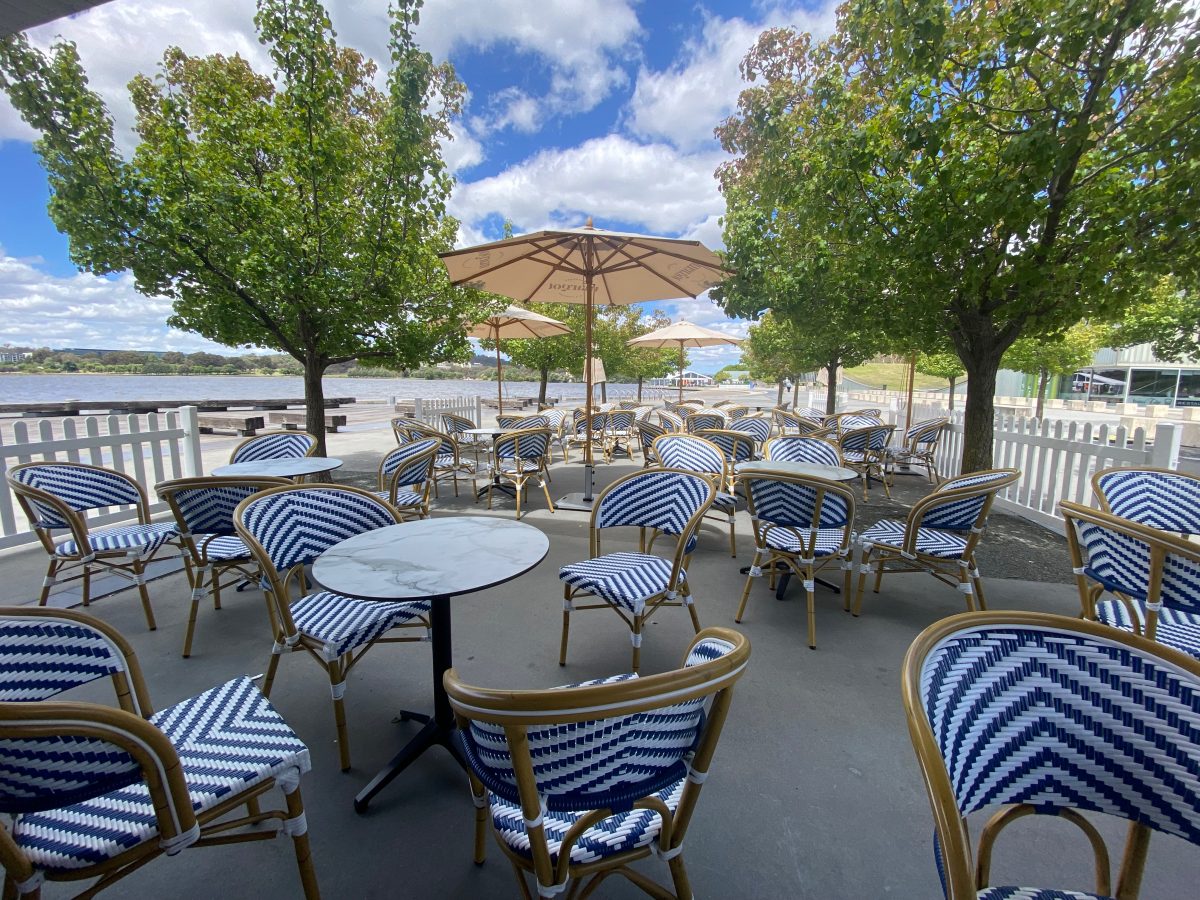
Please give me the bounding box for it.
[738,560,841,599]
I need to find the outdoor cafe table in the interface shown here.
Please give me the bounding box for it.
[464,427,516,499]
[311,516,549,813]
[734,459,859,596]
[211,456,343,479]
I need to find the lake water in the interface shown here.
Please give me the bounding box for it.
[0,374,643,405]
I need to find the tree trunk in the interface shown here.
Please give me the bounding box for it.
[947,376,956,410]
[303,354,328,457]
[776,380,785,406]
[636,376,643,401]
[1035,368,1049,420]
[600,381,607,403]
[960,357,1000,473]
[538,366,549,405]
[824,362,839,414]
[792,377,800,409]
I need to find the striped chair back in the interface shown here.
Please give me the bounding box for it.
[496,428,551,462]
[157,476,290,538]
[1093,467,1200,536]
[637,421,667,461]
[441,412,478,436]
[726,405,751,420]
[496,415,526,429]
[236,484,399,573]
[390,417,414,444]
[839,424,893,453]
[764,436,842,466]
[230,432,317,464]
[796,407,825,422]
[8,462,143,529]
[632,405,655,422]
[540,408,567,429]
[653,434,726,479]
[696,429,755,465]
[906,417,947,446]
[617,400,639,410]
[379,438,441,491]
[685,412,726,433]
[604,411,636,432]
[903,612,1200,899]
[837,414,884,432]
[520,415,551,429]
[594,468,714,539]
[855,408,882,417]
[743,473,853,530]
[916,469,1018,532]
[574,412,606,435]
[657,409,685,431]
[727,415,771,445]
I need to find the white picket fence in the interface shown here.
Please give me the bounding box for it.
[403,395,484,427]
[0,406,202,550]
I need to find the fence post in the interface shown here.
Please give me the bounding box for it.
[413,397,424,423]
[180,405,203,476]
[475,395,483,426]
[1150,422,1181,469]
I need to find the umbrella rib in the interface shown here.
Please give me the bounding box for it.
[606,244,712,300]
[618,237,731,275]
[448,235,577,284]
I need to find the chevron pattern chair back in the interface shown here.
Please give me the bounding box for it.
[441,412,477,435]
[726,405,750,420]
[445,628,750,898]
[837,414,884,433]
[744,473,852,530]
[764,436,842,466]
[855,408,882,417]
[636,421,667,460]
[604,411,636,432]
[8,462,144,530]
[657,409,685,431]
[495,428,551,462]
[157,477,290,538]
[838,424,892,453]
[903,611,1200,900]
[914,469,1018,533]
[390,417,416,444]
[379,437,441,491]
[653,434,726,480]
[696,429,755,465]
[1093,466,1200,536]
[236,484,400,575]
[796,407,825,422]
[573,412,605,435]
[496,415,526,429]
[684,412,726,434]
[727,415,771,445]
[521,414,551,429]
[617,400,639,410]
[230,432,317,464]
[907,417,948,446]
[593,468,714,541]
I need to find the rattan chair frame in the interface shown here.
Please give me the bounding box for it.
[234,484,430,771]
[650,434,739,557]
[887,417,949,484]
[694,429,756,492]
[565,410,606,461]
[441,412,488,466]
[0,606,318,900]
[560,467,716,673]
[156,475,291,658]
[377,439,442,521]
[401,419,477,499]
[902,609,1200,900]
[853,469,1020,618]
[683,412,727,434]
[7,461,174,632]
[735,472,857,648]
[636,421,667,467]
[229,431,319,465]
[1060,499,1200,646]
[656,409,685,432]
[601,411,638,463]
[489,428,556,520]
[447,627,748,900]
[838,424,897,499]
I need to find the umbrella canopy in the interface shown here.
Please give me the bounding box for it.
[466,305,570,417]
[441,222,728,492]
[627,320,744,402]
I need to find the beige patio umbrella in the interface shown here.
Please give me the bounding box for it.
[465,305,571,416]
[627,320,744,402]
[441,220,729,508]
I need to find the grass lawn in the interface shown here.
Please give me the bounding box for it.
[843,362,947,390]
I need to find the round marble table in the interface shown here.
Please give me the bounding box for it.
[211,456,343,479]
[462,428,519,498]
[312,516,549,813]
[735,459,858,482]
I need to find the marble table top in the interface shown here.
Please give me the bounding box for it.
[735,460,859,482]
[312,517,549,601]
[462,427,507,436]
[211,456,343,478]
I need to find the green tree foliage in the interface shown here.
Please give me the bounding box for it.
[1108,275,1200,363]
[0,0,487,451]
[742,312,819,407]
[1003,324,1106,419]
[916,351,966,410]
[717,0,1200,470]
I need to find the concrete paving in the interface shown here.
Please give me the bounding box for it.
[3,446,1199,897]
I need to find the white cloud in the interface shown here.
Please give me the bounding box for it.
[0,251,236,353]
[625,3,838,151]
[470,88,541,136]
[450,134,724,237]
[442,121,485,173]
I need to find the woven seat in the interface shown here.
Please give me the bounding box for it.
[756,523,847,556]
[447,629,749,900]
[903,611,1200,900]
[976,890,1106,900]
[488,428,555,519]
[372,488,425,508]
[399,421,475,499]
[8,462,180,632]
[0,607,319,898]
[236,484,430,770]
[377,437,440,520]
[559,469,714,672]
[157,476,293,658]
[653,434,740,557]
[1093,599,1200,657]
[855,469,1019,620]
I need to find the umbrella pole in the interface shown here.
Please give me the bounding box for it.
[904,352,916,433]
[496,326,504,418]
[678,343,684,403]
[583,260,595,498]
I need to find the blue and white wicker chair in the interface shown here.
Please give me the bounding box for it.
[727,414,772,451]
[156,475,290,657]
[0,606,319,899]
[376,437,442,521]
[903,610,1200,900]
[684,411,726,434]
[838,423,896,499]
[796,407,825,422]
[1061,500,1200,661]
[736,472,857,648]
[7,462,179,631]
[566,410,606,461]
[447,627,749,900]
[855,469,1020,619]
[441,411,487,466]
[774,408,829,437]
[725,405,751,420]
[885,417,949,484]
[836,413,884,432]
[695,429,756,491]
[1093,466,1200,536]
[496,414,527,430]
[617,400,640,410]
[489,428,556,520]
[559,468,715,672]
[602,410,637,462]
[235,484,431,771]
[230,431,318,464]
[657,408,685,432]
[653,434,741,557]
[636,420,668,466]
[763,435,843,466]
[404,419,476,498]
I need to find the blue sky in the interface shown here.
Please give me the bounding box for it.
[0,0,837,372]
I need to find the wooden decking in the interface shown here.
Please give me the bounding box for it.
[0,397,356,418]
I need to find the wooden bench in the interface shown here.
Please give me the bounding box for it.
[267,411,348,434]
[197,413,265,436]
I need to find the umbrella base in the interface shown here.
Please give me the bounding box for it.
[555,492,596,511]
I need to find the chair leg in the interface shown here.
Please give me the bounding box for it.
[486,481,494,510]
[183,566,205,658]
[262,649,282,697]
[728,514,737,558]
[631,615,643,674]
[559,589,571,666]
[132,558,157,631]
[680,579,701,632]
[281,782,321,899]
[514,479,523,520]
[330,660,351,771]
[667,853,694,900]
[37,557,58,606]
[81,565,92,607]
[969,558,988,611]
[804,571,817,649]
[468,772,489,865]
[842,554,853,611]
[541,475,555,513]
[734,557,758,623]
[852,545,873,617]
[956,564,975,612]
[211,568,223,610]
